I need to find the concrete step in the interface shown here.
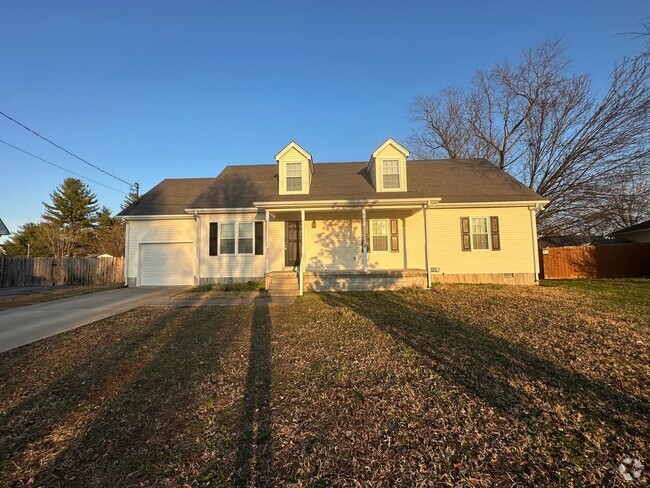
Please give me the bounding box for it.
[268,289,300,297]
[270,282,300,291]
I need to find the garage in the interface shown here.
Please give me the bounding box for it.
[139,242,194,286]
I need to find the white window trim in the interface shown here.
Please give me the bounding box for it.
[369,219,390,253]
[380,158,402,191]
[469,216,491,252]
[285,161,303,193]
[217,222,255,255]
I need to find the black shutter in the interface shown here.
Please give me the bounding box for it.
[209,223,218,256]
[365,220,370,253]
[255,221,264,255]
[461,217,471,251]
[490,216,501,251]
[390,219,399,252]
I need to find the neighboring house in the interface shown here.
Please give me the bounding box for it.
[610,219,650,243]
[0,218,10,237]
[538,235,631,248]
[118,139,548,294]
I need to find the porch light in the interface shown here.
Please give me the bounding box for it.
[311,220,316,228]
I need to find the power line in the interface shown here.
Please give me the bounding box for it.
[0,110,133,187]
[0,138,129,195]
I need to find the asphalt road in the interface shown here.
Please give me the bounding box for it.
[0,286,186,352]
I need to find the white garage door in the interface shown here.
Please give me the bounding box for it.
[139,243,194,286]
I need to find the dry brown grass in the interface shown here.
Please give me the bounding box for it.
[0,282,647,486]
[0,285,121,311]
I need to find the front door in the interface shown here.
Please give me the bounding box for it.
[285,221,301,267]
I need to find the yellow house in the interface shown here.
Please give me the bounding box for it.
[118,139,549,294]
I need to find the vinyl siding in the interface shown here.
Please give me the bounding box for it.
[126,218,196,280]
[426,206,537,274]
[302,211,410,272]
[199,212,266,278]
[278,147,311,195]
[373,143,408,192]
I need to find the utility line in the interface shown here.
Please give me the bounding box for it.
[0,110,133,187]
[0,138,128,195]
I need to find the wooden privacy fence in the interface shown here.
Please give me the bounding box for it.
[0,257,124,287]
[540,243,650,279]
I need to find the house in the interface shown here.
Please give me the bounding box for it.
[0,218,10,237]
[538,235,631,248]
[118,139,548,294]
[610,219,650,243]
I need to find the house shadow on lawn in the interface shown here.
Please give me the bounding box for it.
[319,291,649,440]
[1,303,274,486]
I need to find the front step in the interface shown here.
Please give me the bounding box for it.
[267,272,300,296]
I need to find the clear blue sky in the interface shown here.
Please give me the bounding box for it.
[1,0,647,239]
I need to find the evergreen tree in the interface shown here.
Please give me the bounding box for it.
[96,206,115,228]
[121,190,140,210]
[42,178,99,231]
[2,222,50,256]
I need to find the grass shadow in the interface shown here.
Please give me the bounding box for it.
[319,291,650,439]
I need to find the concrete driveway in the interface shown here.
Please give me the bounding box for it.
[0,287,186,352]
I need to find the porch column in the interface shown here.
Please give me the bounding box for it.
[300,209,305,296]
[361,207,368,272]
[423,204,431,288]
[265,209,270,275]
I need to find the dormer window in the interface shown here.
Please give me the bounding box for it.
[382,160,400,189]
[275,142,314,195]
[286,162,303,192]
[368,138,410,192]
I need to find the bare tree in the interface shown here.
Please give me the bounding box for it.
[38,223,82,258]
[409,39,650,234]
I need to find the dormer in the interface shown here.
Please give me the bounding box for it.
[275,141,314,195]
[367,138,409,192]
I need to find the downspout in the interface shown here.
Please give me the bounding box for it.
[361,207,367,272]
[123,220,130,286]
[265,209,270,275]
[300,209,305,296]
[529,206,540,282]
[423,204,431,288]
[194,211,201,286]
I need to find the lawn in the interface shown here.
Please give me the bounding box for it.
[0,281,647,486]
[0,285,122,311]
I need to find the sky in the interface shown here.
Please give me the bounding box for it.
[1,0,648,240]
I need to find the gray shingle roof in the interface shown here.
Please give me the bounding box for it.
[118,159,545,216]
[610,219,650,235]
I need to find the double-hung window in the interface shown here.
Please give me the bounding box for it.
[471,217,489,250]
[238,223,254,254]
[382,159,400,190]
[372,220,389,252]
[286,162,302,192]
[219,222,254,254]
[220,223,235,254]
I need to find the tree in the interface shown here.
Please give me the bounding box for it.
[2,223,50,256]
[42,178,99,231]
[38,222,81,258]
[93,206,125,256]
[409,39,650,235]
[121,190,139,210]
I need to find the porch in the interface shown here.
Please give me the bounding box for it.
[256,198,437,295]
[265,269,428,295]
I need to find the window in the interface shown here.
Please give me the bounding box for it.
[220,223,235,254]
[238,223,254,254]
[382,159,400,189]
[471,217,489,250]
[372,220,389,252]
[286,162,302,192]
